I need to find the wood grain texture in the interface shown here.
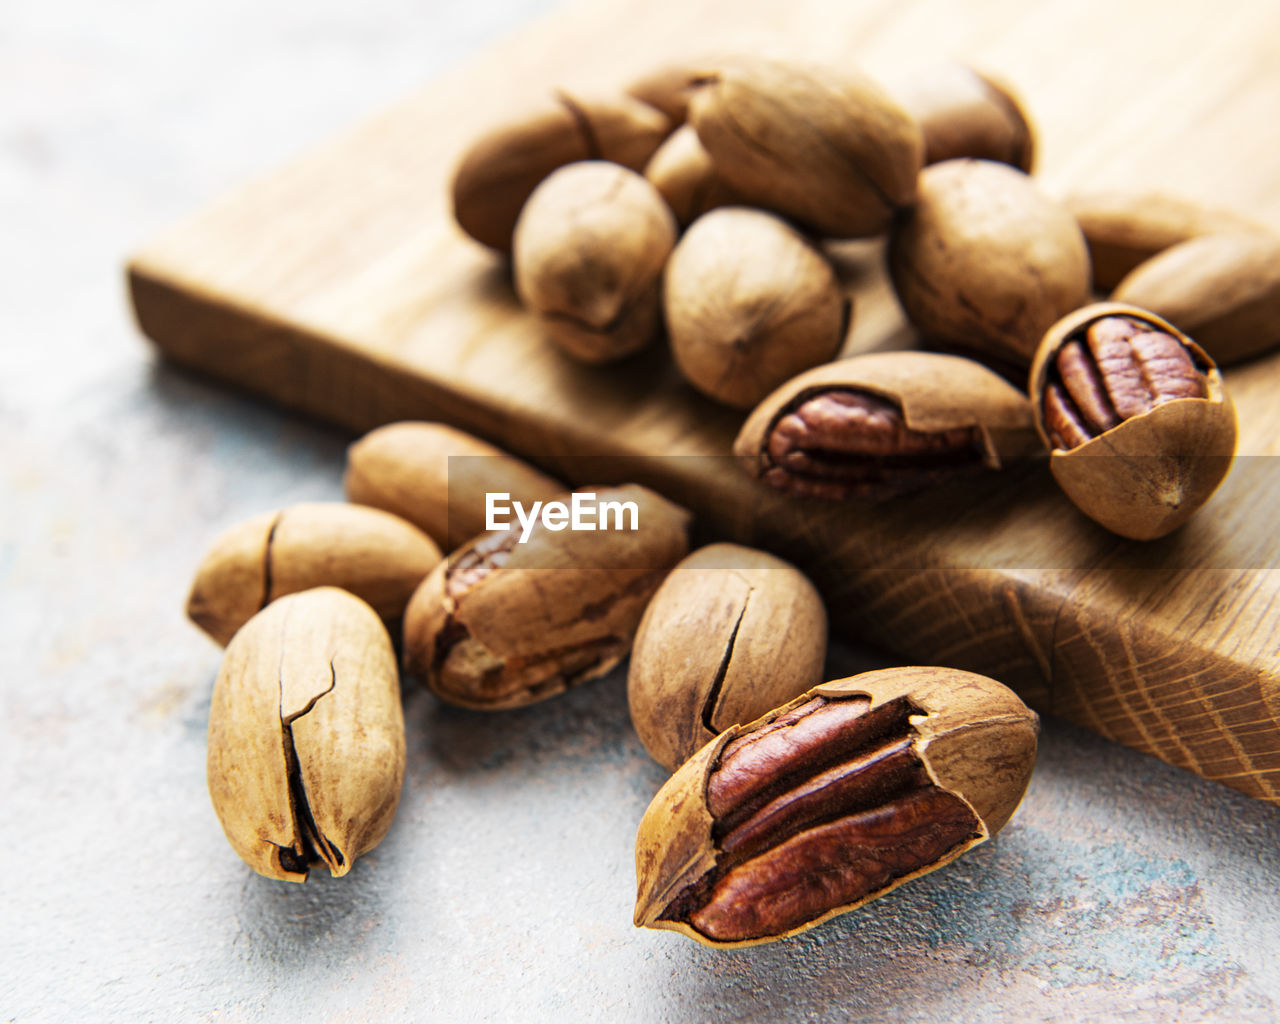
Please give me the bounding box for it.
[127,0,1280,803]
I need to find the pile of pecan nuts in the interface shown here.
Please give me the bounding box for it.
[188,53,1280,949]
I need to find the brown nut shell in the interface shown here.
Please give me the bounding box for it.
[187,502,442,646]
[1066,190,1262,293]
[893,63,1034,171]
[634,666,1038,948]
[450,92,672,252]
[643,125,742,228]
[344,421,563,551]
[628,543,828,772]
[664,208,847,409]
[733,351,1039,500]
[514,161,677,364]
[624,58,725,124]
[688,58,923,238]
[888,159,1091,365]
[1029,302,1238,541]
[403,484,691,709]
[1112,231,1280,366]
[207,587,405,882]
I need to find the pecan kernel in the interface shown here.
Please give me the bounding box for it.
[660,694,979,943]
[1042,315,1209,450]
[762,390,984,500]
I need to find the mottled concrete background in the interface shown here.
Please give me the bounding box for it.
[1,1,1278,1021]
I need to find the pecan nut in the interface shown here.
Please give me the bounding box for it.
[634,667,1038,947]
[627,543,828,771]
[1112,230,1280,366]
[187,503,442,647]
[451,91,672,252]
[207,587,405,882]
[402,485,690,709]
[733,351,1039,500]
[1030,302,1238,540]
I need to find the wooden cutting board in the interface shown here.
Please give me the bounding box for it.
[127,0,1280,805]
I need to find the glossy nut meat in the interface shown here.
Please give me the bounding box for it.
[450,92,672,252]
[1112,230,1280,366]
[627,543,828,771]
[888,159,1091,365]
[634,667,1038,947]
[514,162,677,364]
[403,485,691,709]
[688,58,923,238]
[207,588,405,882]
[1030,302,1238,540]
[344,421,563,551]
[187,503,443,647]
[893,63,1035,171]
[733,352,1039,500]
[664,208,847,409]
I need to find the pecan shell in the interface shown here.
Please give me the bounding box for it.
[344,421,563,551]
[187,502,442,647]
[733,351,1039,501]
[1112,230,1280,366]
[634,666,1038,948]
[451,92,672,252]
[207,588,405,882]
[402,485,690,709]
[627,543,828,772]
[1030,302,1238,540]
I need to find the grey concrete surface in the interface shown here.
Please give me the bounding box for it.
[2,1,1279,1021]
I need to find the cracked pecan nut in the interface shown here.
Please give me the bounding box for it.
[1066,191,1263,293]
[1112,230,1280,366]
[634,666,1038,947]
[888,159,1091,365]
[402,484,691,709]
[207,587,405,882]
[513,161,677,364]
[450,91,672,252]
[1030,302,1238,540]
[687,58,923,239]
[892,63,1035,172]
[344,421,563,551]
[664,208,848,409]
[733,351,1039,501]
[627,543,828,772]
[187,502,442,647]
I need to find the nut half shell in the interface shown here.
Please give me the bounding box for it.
[1029,302,1238,540]
[634,666,1038,947]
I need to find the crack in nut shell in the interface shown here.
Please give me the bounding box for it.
[633,667,1038,947]
[733,352,1039,503]
[627,543,828,772]
[187,503,442,647]
[207,588,405,883]
[1029,302,1238,540]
